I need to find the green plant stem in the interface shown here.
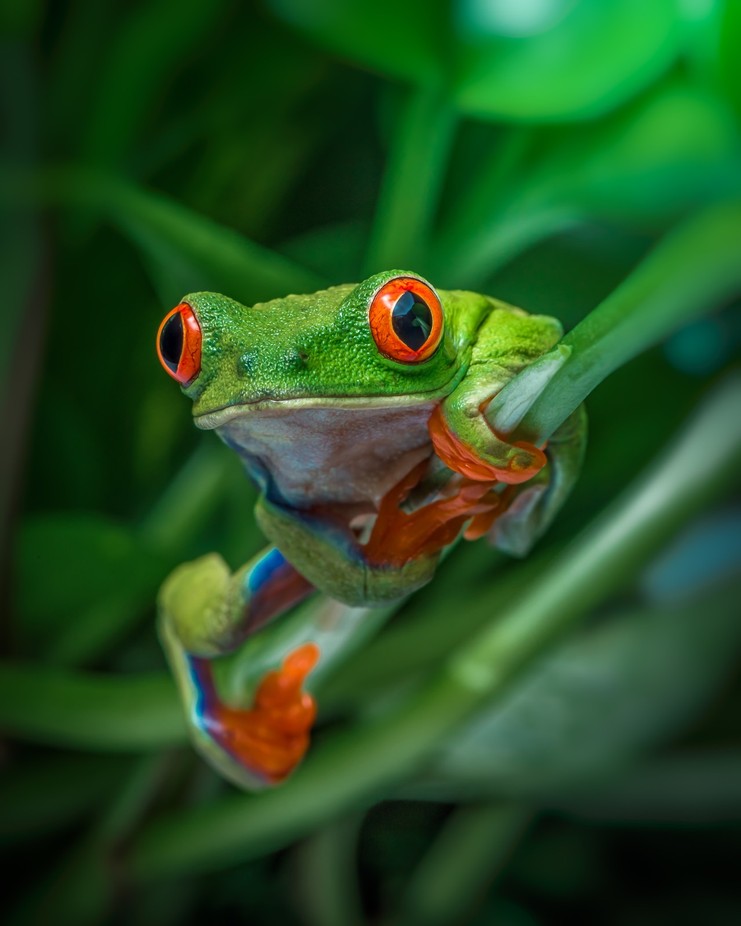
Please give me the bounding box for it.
[126,375,741,878]
[395,803,531,926]
[292,814,365,926]
[0,665,184,749]
[434,196,578,287]
[515,201,741,443]
[364,86,456,274]
[137,440,237,555]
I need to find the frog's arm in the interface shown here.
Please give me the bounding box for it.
[361,305,585,561]
[431,305,563,481]
[487,405,588,555]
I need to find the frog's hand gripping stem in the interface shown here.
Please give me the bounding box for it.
[365,404,585,565]
[488,405,588,556]
[158,547,317,789]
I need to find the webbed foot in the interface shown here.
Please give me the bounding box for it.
[191,642,319,784]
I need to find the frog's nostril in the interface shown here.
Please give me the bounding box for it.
[157,302,202,385]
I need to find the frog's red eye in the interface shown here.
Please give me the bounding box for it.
[157,302,201,385]
[369,276,443,363]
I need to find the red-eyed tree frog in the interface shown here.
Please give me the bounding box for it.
[156,271,587,789]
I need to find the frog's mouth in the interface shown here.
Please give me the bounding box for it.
[192,391,447,431]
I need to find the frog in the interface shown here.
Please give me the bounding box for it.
[156,270,587,790]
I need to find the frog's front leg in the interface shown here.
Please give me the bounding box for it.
[365,392,585,564]
[158,547,317,788]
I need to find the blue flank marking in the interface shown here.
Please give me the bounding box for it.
[247,547,287,596]
[187,655,211,730]
[185,549,287,740]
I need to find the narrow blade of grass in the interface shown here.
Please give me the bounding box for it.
[0,665,184,750]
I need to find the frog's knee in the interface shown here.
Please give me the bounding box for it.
[158,553,242,656]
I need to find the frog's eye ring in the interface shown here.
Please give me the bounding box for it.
[369,276,443,363]
[157,302,202,385]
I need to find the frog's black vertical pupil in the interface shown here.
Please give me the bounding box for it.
[160,312,184,373]
[392,291,433,351]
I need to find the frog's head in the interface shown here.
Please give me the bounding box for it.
[156,271,473,428]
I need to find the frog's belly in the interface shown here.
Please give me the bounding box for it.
[216,403,436,510]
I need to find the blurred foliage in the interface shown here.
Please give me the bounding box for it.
[1,1,741,924]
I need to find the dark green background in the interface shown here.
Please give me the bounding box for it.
[2,1,741,923]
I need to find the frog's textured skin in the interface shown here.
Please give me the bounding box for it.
[156,270,587,789]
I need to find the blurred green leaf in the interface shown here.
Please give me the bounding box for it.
[292,816,365,926]
[265,0,445,86]
[0,663,184,749]
[8,755,171,926]
[0,0,41,36]
[410,578,741,799]
[453,0,678,120]
[551,750,741,823]
[716,0,741,120]
[0,756,129,844]
[364,86,456,272]
[399,803,530,926]
[531,80,741,222]
[81,0,229,167]
[269,0,680,122]
[14,513,165,662]
[5,169,326,305]
[87,173,327,305]
[437,80,741,282]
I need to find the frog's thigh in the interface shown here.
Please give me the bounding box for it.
[158,547,312,656]
[256,497,437,606]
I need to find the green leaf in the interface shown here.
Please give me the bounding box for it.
[14,513,165,663]
[516,202,741,443]
[8,169,326,306]
[415,580,741,799]
[0,664,184,750]
[265,0,445,86]
[436,80,741,283]
[95,175,327,306]
[398,803,530,926]
[81,0,230,166]
[530,80,741,223]
[0,756,129,844]
[268,0,680,122]
[453,0,679,120]
[716,0,741,120]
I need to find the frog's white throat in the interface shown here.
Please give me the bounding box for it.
[207,400,438,513]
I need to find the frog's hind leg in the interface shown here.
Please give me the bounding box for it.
[159,546,314,658]
[186,642,319,787]
[158,547,317,788]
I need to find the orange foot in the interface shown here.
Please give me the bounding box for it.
[364,460,505,567]
[201,642,320,784]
